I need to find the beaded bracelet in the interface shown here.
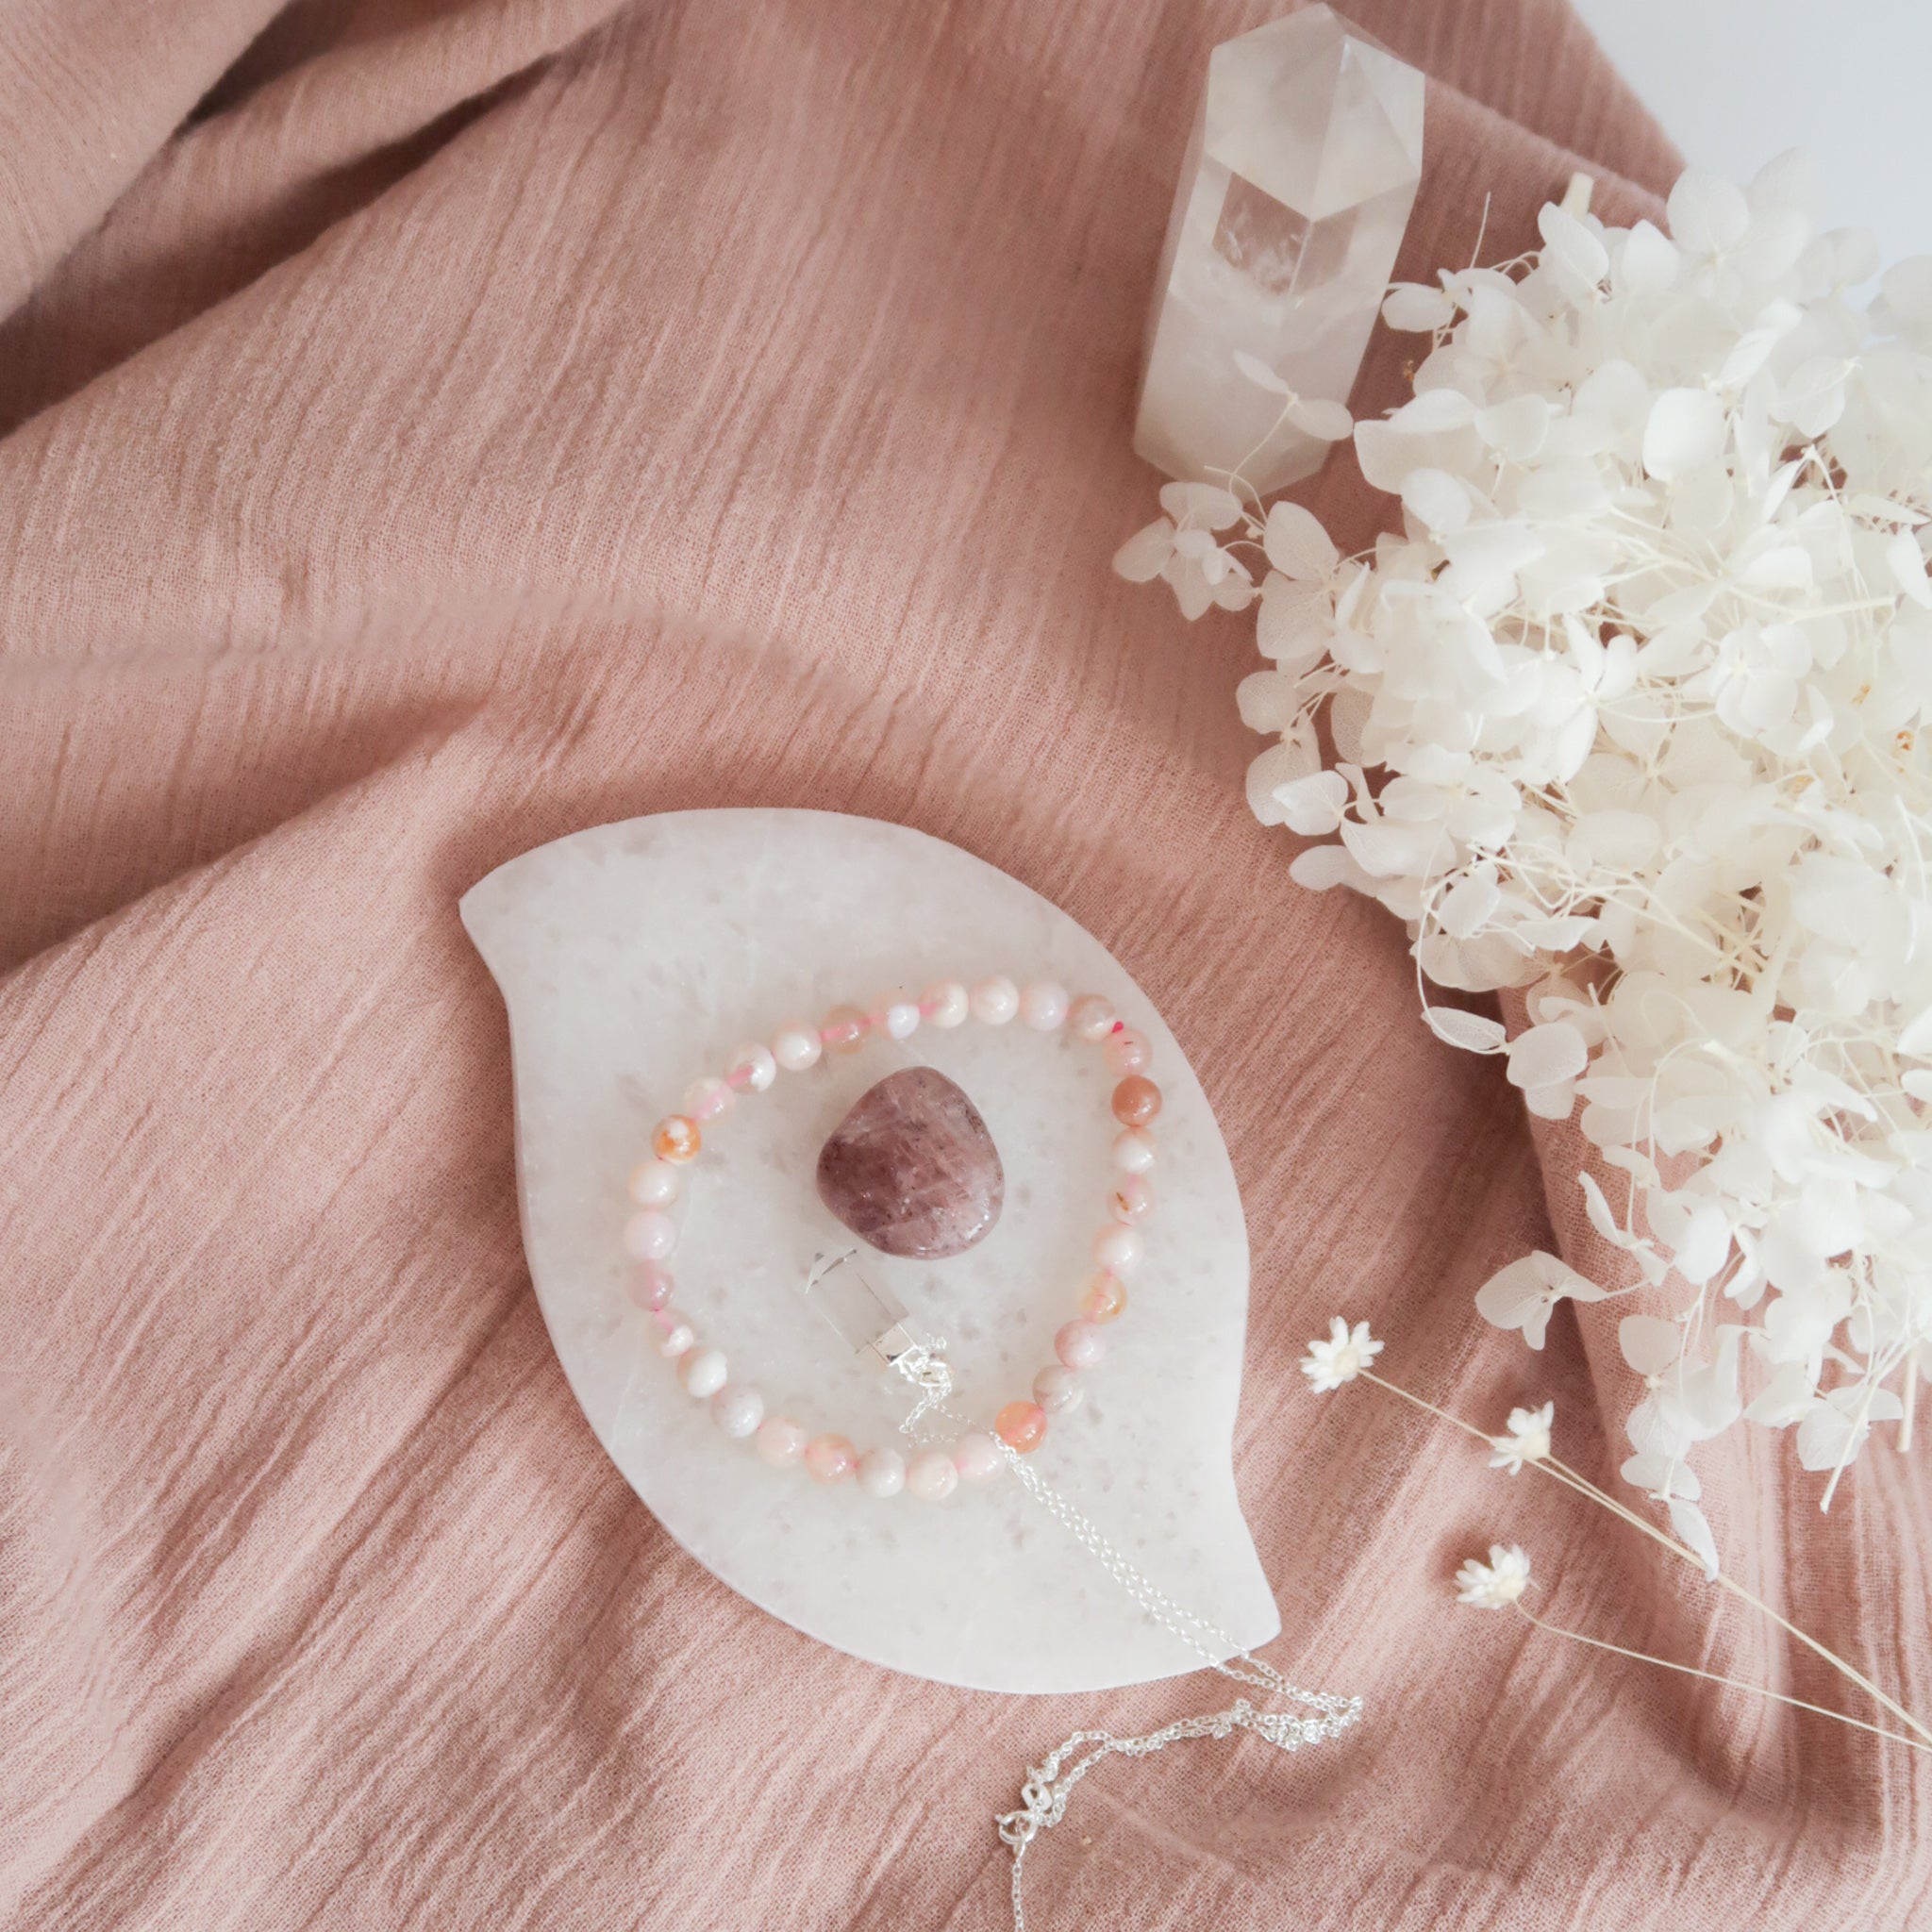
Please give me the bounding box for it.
[618,974,1162,1502]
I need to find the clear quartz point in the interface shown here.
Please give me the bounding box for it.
[1134,5,1424,495]
[802,1251,915,1372]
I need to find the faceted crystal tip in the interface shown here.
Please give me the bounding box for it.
[1134,4,1424,497]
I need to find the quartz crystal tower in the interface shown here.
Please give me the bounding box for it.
[1134,7,1424,495]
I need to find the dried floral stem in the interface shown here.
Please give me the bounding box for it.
[1510,1604,1932,1756]
[1355,1368,1932,1748]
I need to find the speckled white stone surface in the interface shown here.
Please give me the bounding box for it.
[460,809,1278,1693]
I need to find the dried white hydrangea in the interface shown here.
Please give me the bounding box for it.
[1121,156,1932,1538]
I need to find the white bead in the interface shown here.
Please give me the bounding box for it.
[1034,1364,1083,1413]
[683,1074,734,1123]
[1110,1127,1158,1174]
[623,1208,677,1261]
[772,1023,823,1072]
[1093,1225,1144,1275]
[1020,980,1069,1030]
[626,1159,680,1207]
[922,980,969,1028]
[969,975,1019,1024]
[710,1384,765,1438]
[858,1447,907,1497]
[953,1432,1004,1481]
[655,1310,695,1357]
[869,990,922,1041]
[728,1042,777,1091]
[679,1347,727,1399]
[907,1449,959,1501]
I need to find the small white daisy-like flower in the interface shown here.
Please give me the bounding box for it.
[1299,1316,1383,1392]
[1488,1401,1555,1474]
[1455,1544,1533,1609]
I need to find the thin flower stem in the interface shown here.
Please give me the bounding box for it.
[1350,1371,1932,1747]
[1510,1605,1932,1756]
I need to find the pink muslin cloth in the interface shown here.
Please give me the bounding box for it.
[1,2,1925,1925]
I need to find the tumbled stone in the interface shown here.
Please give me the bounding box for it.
[816,1067,1004,1259]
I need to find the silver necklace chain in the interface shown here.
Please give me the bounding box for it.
[888,1352,1363,1932]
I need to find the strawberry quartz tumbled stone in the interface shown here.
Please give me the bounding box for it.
[815,1067,1004,1259]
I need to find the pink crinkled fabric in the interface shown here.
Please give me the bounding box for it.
[2,2,1925,1926]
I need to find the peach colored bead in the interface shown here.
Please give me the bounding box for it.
[1080,1272,1128,1324]
[995,1400,1048,1454]
[1019,980,1069,1030]
[867,990,922,1041]
[1056,1320,1105,1371]
[1111,1074,1162,1126]
[805,1434,858,1483]
[1093,1225,1144,1275]
[755,1417,808,1467]
[623,1208,677,1261]
[627,1261,675,1311]
[653,1114,701,1163]
[1067,993,1117,1042]
[1104,1025,1153,1075]
[1110,1127,1158,1174]
[820,1004,870,1055]
[683,1075,734,1123]
[1109,1174,1155,1224]
[652,1307,695,1357]
[953,1432,1004,1481]
[907,1449,959,1501]
[921,980,969,1027]
[1034,1364,1083,1413]
[626,1158,680,1206]
[772,1023,823,1073]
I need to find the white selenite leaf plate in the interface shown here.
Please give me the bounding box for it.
[460,809,1278,1693]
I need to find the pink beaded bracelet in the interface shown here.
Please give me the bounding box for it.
[619,975,1161,1502]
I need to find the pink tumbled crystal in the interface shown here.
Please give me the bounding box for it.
[816,1066,1004,1259]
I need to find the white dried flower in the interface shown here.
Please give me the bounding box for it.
[1455,1544,1533,1608]
[1300,1316,1384,1392]
[1489,1401,1555,1474]
[1120,150,1932,1545]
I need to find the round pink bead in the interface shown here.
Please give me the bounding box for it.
[653,1307,695,1357]
[710,1384,765,1438]
[772,1023,822,1073]
[1110,1127,1158,1174]
[626,1158,680,1207]
[1019,980,1070,1030]
[805,1434,858,1484]
[1034,1364,1084,1413]
[953,1432,1004,1482]
[1104,1025,1153,1075]
[907,1449,959,1501]
[623,1208,677,1262]
[1092,1225,1144,1275]
[626,1261,675,1311]
[858,1446,908,1497]
[1068,993,1117,1043]
[683,1075,734,1124]
[921,980,969,1028]
[1109,1174,1155,1224]
[755,1417,808,1468]
[1056,1320,1106,1371]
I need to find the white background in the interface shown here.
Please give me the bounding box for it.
[1570,0,1931,265]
